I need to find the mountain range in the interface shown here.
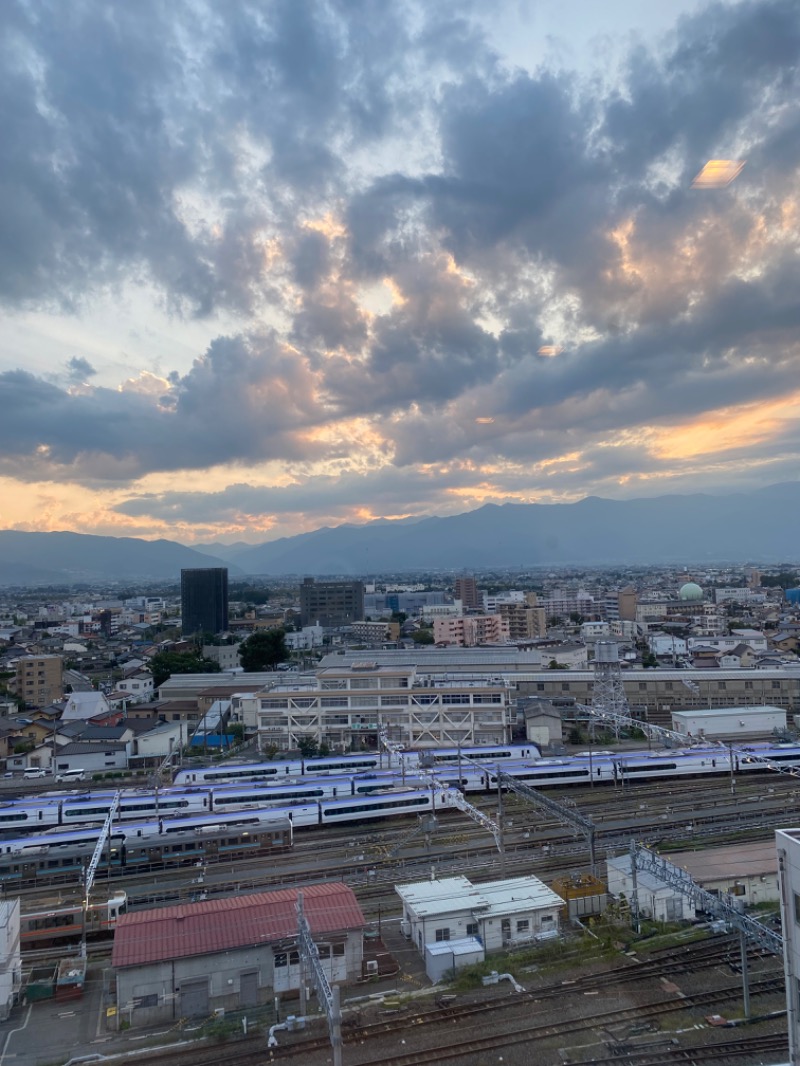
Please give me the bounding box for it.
[0,531,237,586]
[1,484,799,584]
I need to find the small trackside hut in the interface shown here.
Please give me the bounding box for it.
[111,882,365,1028]
[396,874,565,971]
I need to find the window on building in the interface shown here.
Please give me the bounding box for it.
[516,919,530,933]
[333,943,345,956]
[434,928,450,942]
[794,892,800,926]
[718,682,726,690]
[466,922,479,937]
[274,953,287,967]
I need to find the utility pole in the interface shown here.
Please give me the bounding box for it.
[296,892,342,1066]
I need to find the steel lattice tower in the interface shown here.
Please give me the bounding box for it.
[590,642,630,738]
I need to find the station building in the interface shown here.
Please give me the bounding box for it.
[111,882,364,1027]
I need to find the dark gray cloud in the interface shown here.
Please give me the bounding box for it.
[2,0,800,530]
[0,333,327,481]
[65,357,97,383]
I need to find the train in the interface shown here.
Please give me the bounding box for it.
[0,770,431,832]
[21,891,127,949]
[0,809,296,888]
[171,743,539,786]
[5,740,800,834]
[0,790,453,888]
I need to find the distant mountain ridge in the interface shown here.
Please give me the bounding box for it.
[229,482,800,574]
[0,531,237,585]
[1,484,798,584]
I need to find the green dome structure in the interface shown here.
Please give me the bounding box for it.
[678,581,703,602]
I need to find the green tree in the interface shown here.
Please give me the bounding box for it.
[150,651,222,689]
[412,629,435,645]
[297,735,319,758]
[239,628,289,671]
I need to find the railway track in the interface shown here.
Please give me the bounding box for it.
[121,974,786,1066]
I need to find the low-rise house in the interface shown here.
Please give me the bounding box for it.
[52,741,128,774]
[113,674,154,704]
[61,691,111,722]
[112,883,365,1027]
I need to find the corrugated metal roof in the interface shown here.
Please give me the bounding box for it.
[112,882,364,969]
[396,875,563,918]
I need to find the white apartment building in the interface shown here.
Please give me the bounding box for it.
[776,828,800,1064]
[433,614,510,647]
[687,632,769,655]
[0,900,21,1020]
[114,673,154,704]
[255,663,509,751]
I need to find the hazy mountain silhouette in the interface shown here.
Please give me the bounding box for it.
[0,531,237,585]
[230,483,800,574]
[2,485,798,584]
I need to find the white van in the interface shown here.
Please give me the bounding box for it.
[56,769,86,783]
[23,767,50,779]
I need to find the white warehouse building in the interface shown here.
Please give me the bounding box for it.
[671,704,786,739]
[396,875,564,962]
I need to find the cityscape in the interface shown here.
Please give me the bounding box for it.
[0,560,799,1063]
[1,0,799,1064]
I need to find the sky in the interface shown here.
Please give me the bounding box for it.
[1,0,799,545]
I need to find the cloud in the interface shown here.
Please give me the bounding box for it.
[2,1,800,538]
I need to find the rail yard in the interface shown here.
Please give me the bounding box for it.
[4,746,797,1066]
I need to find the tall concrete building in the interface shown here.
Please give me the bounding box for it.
[454,575,480,610]
[181,568,229,637]
[299,578,364,627]
[15,655,63,709]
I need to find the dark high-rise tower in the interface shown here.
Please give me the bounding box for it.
[181,568,229,637]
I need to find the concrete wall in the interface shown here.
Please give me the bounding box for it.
[115,931,363,1028]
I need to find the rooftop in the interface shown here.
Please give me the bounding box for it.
[396,875,564,918]
[669,841,778,882]
[112,882,364,968]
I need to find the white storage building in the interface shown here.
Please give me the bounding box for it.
[671,704,786,739]
[397,875,564,960]
[606,855,695,923]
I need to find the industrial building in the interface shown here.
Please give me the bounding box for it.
[606,855,695,923]
[396,874,564,962]
[180,567,229,637]
[299,578,365,627]
[112,882,364,1027]
[255,663,510,751]
[671,704,787,739]
[669,842,779,905]
[776,828,800,1064]
[515,668,800,725]
[0,900,20,1020]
